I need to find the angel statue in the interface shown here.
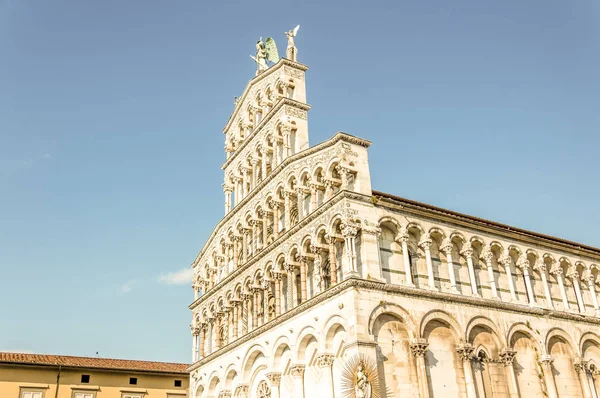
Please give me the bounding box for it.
[250,37,280,76]
[250,40,268,75]
[285,25,300,61]
[355,364,372,398]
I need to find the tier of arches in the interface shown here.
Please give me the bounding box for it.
[378,216,600,316]
[226,77,297,158]
[190,213,358,362]
[194,159,357,300]
[192,314,348,398]
[192,307,600,398]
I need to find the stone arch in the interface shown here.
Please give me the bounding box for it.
[465,316,505,348]
[269,336,292,373]
[241,344,267,382]
[223,365,239,390]
[295,326,318,364]
[506,322,543,352]
[580,332,600,354]
[378,216,402,231]
[545,327,578,356]
[368,303,418,339]
[321,314,348,352]
[419,310,462,339]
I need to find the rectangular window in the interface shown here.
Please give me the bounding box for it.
[80,375,90,384]
[174,380,182,387]
[122,395,143,398]
[73,393,95,398]
[129,377,137,385]
[21,391,44,398]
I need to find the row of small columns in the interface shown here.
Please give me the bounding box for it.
[411,340,598,398]
[191,232,355,362]
[393,230,600,316]
[213,354,335,398]
[196,343,598,398]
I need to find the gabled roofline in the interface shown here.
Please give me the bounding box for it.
[223,58,309,133]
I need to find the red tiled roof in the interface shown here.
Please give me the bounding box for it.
[0,352,189,374]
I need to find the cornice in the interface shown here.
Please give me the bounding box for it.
[189,133,371,268]
[187,275,600,372]
[188,191,347,310]
[223,58,309,133]
[372,190,600,261]
[222,97,311,170]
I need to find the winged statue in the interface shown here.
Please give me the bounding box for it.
[285,25,300,61]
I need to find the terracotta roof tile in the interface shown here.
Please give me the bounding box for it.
[0,352,189,374]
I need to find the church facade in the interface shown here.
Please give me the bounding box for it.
[187,39,600,398]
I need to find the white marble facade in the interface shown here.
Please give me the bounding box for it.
[188,58,600,398]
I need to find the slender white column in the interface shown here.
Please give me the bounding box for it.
[266,373,282,398]
[419,236,436,290]
[309,184,318,213]
[284,192,291,230]
[410,339,430,398]
[223,185,232,214]
[317,354,335,398]
[500,250,517,302]
[457,343,477,398]
[500,349,520,398]
[341,224,358,275]
[397,226,414,287]
[585,272,600,316]
[539,355,558,398]
[191,326,198,362]
[482,246,499,299]
[461,242,479,296]
[290,364,305,398]
[551,267,570,311]
[295,187,305,220]
[568,269,586,313]
[517,254,536,305]
[535,262,554,309]
[260,149,268,180]
[285,263,294,311]
[440,238,459,293]
[242,169,249,197]
[576,359,594,398]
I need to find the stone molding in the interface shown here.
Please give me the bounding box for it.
[224,58,308,132]
[187,275,600,372]
[191,135,371,270]
[371,191,600,260]
[223,97,311,169]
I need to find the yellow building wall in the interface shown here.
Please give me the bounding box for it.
[0,365,188,398]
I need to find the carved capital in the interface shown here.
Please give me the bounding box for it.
[481,246,494,263]
[567,268,580,280]
[265,372,282,386]
[534,261,547,273]
[500,349,517,366]
[517,254,530,270]
[234,385,248,398]
[341,223,358,239]
[290,364,305,378]
[456,343,475,362]
[410,338,429,357]
[549,265,564,276]
[317,353,335,368]
[218,390,231,398]
[395,227,410,244]
[574,358,589,374]
[499,250,512,267]
[440,237,453,255]
[418,236,432,251]
[460,242,474,258]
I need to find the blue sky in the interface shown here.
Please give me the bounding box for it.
[0,0,598,363]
